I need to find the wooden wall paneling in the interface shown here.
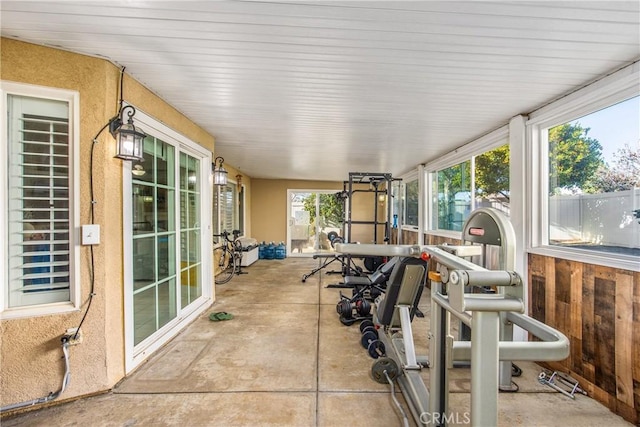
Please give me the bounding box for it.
[530,275,546,324]
[582,263,596,383]
[554,259,572,370]
[570,261,583,375]
[594,275,617,396]
[402,229,418,245]
[528,254,638,424]
[614,271,634,407]
[544,257,556,326]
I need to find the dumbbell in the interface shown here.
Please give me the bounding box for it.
[336,298,371,320]
[361,330,385,359]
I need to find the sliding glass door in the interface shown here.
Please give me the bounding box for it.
[125,113,211,371]
[287,190,344,256]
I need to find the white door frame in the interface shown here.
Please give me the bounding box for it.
[123,107,212,373]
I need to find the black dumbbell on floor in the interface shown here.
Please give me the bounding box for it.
[361,330,385,358]
[336,297,371,320]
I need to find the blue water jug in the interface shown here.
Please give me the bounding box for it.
[258,241,266,259]
[264,242,275,260]
[275,242,286,259]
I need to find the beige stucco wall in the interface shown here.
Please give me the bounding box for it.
[0,38,218,408]
[251,179,388,245]
[251,179,343,243]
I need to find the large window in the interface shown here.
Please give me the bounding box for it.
[430,143,510,232]
[544,96,639,257]
[2,83,79,315]
[528,61,639,271]
[404,178,419,228]
[213,181,244,240]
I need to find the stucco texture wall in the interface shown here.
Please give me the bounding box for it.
[251,179,389,245]
[251,179,343,244]
[0,38,215,408]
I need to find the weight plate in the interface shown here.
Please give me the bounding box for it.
[371,357,399,384]
[360,326,378,337]
[361,330,378,349]
[336,300,352,317]
[367,339,386,359]
[359,319,374,333]
[355,299,371,316]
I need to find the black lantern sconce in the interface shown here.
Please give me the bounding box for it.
[212,156,228,186]
[109,105,146,162]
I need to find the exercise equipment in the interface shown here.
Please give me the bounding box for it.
[361,330,386,358]
[344,256,397,300]
[440,207,520,391]
[371,357,399,383]
[359,320,377,336]
[538,369,587,399]
[336,297,371,319]
[335,207,571,427]
[300,253,362,283]
[344,172,395,246]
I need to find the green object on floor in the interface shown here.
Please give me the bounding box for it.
[209,311,234,321]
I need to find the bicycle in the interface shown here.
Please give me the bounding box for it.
[213,230,246,284]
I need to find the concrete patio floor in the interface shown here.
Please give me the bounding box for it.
[2,257,633,426]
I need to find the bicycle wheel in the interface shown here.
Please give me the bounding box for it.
[214,246,236,284]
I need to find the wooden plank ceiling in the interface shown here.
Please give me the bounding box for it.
[1,1,639,180]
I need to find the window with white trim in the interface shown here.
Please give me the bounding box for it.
[2,84,79,312]
[527,62,639,271]
[212,181,244,240]
[532,96,639,265]
[403,178,419,228]
[428,141,510,233]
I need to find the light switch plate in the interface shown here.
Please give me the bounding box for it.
[82,224,100,245]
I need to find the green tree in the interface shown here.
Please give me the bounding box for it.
[302,193,344,230]
[548,123,604,193]
[475,144,509,199]
[437,161,471,230]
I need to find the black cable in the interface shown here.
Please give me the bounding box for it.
[73,66,126,340]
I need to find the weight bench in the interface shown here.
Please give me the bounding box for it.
[374,257,427,329]
[344,256,399,299]
[301,253,362,283]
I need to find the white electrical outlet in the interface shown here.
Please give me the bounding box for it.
[81,224,100,245]
[64,328,83,345]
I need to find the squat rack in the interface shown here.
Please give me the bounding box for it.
[344,172,396,245]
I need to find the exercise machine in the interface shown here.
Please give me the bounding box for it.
[335,208,570,427]
[440,207,520,391]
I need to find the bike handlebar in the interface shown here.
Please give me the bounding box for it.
[213,230,243,242]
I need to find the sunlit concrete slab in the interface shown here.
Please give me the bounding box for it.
[2,392,316,427]
[319,392,410,427]
[318,304,388,392]
[116,302,318,393]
